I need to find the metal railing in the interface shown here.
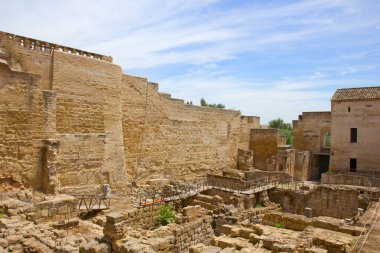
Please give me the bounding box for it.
[75,194,111,211]
[132,175,289,208]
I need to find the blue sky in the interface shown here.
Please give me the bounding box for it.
[1,0,380,123]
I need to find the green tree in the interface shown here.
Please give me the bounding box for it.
[268,118,292,130]
[200,98,225,109]
[268,118,293,145]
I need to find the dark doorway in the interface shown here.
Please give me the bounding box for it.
[317,154,330,180]
[350,158,357,172]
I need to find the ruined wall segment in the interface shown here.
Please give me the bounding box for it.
[249,129,283,170]
[239,116,260,150]
[268,185,367,219]
[292,112,331,153]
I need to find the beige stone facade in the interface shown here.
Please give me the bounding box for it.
[292,112,331,180]
[293,112,331,153]
[329,87,380,174]
[292,87,380,183]
[0,31,259,193]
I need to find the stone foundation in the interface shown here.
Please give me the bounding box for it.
[268,185,369,218]
[105,205,214,253]
[25,194,78,224]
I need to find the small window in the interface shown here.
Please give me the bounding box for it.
[350,158,357,172]
[348,107,351,112]
[324,132,331,147]
[350,128,357,143]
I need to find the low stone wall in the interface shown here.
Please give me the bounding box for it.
[26,194,78,224]
[207,174,246,191]
[238,205,280,222]
[105,206,214,253]
[268,185,369,219]
[322,173,380,187]
[104,206,160,240]
[245,171,291,182]
[262,211,361,235]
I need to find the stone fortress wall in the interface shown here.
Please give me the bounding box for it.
[0,31,259,193]
[121,75,260,184]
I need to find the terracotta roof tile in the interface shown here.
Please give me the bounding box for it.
[331,86,380,101]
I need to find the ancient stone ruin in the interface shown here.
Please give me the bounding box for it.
[0,31,379,253]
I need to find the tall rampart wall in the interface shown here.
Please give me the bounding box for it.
[0,61,45,189]
[121,75,256,184]
[0,31,259,192]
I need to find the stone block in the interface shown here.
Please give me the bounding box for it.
[106,212,124,224]
[219,225,235,235]
[238,228,255,239]
[249,233,263,244]
[213,236,236,249]
[6,234,23,245]
[0,239,7,248]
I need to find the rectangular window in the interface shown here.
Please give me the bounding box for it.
[350,158,357,172]
[350,128,357,143]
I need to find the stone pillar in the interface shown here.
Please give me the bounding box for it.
[42,90,56,138]
[244,194,256,209]
[237,149,254,171]
[41,139,60,194]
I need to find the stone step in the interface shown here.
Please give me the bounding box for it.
[211,235,253,250]
[23,237,54,253]
[195,194,222,205]
[193,200,220,213]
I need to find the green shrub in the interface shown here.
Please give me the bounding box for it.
[156,205,175,226]
[255,203,262,208]
[275,222,284,228]
[0,208,4,219]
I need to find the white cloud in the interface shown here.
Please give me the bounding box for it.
[1,0,379,122]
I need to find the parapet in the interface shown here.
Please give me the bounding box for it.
[0,31,112,62]
[294,111,331,123]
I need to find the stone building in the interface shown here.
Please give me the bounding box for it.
[329,86,380,174]
[292,87,380,185]
[292,112,331,180]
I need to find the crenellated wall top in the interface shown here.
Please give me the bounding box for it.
[0,31,112,62]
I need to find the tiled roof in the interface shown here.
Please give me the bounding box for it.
[331,86,380,101]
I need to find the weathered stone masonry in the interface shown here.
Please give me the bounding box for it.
[0,31,259,193]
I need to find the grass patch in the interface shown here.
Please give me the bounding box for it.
[255,203,262,208]
[0,208,5,219]
[275,222,284,229]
